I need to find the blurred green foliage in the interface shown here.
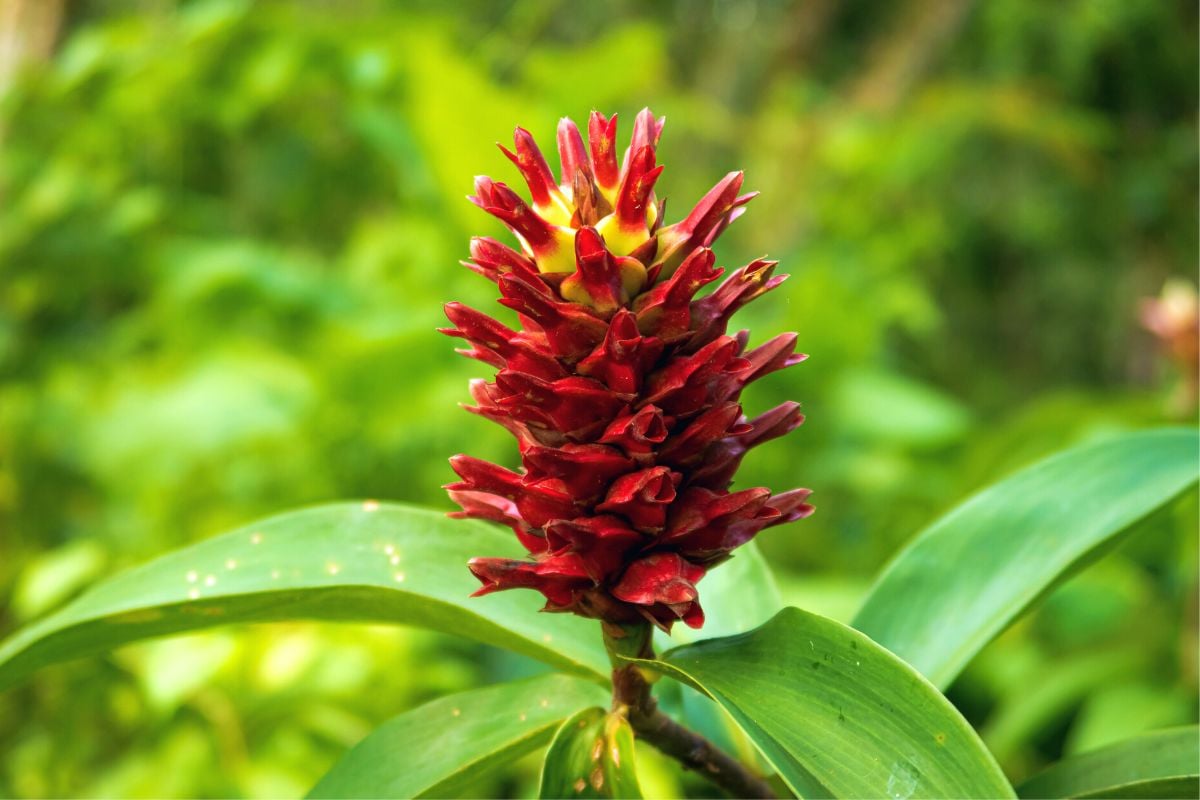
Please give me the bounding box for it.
[0,0,1195,796]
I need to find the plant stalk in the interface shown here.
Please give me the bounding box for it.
[604,625,776,799]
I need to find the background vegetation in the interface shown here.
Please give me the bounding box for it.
[1,0,1196,796]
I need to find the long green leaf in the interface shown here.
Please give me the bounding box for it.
[0,503,609,691]
[538,707,642,799]
[635,607,1015,799]
[854,428,1198,688]
[1017,726,1199,799]
[307,674,607,799]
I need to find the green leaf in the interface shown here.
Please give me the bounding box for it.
[539,707,642,799]
[0,503,609,691]
[1017,726,1199,799]
[308,673,608,799]
[636,607,1014,799]
[853,428,1198,688]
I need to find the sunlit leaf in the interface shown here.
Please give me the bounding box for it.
[854,428,1198,688]
[0,503,609,691]
[1017,726,1199,799]
[538,707,642,799]
[634,607,1015,799]
[308,674,607,799]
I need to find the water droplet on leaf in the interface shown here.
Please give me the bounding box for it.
[886,760,920,800]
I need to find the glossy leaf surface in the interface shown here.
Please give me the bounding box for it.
[308,674,607,799]
[638,607,1014,799]
[854,428,1198,688]
[539,707,642,799]
[0,503,610,691]
[1017,726,1199,799]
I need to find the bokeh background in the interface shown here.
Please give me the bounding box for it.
[1,0,1197,797]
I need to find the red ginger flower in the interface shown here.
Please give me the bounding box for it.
[444,109,812,632]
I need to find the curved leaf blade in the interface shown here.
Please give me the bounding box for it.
[1017,726,1199,799]
[308,674,607,799]
[0,503,609,691]
[854,428,1198,688]
[539,707,642,799]
[637,607,1014,799]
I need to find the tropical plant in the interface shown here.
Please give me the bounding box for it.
[1,103,1196,798]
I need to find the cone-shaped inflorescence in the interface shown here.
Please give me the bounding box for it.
[443,109,812,632]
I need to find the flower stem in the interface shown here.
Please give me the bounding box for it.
[603,626,776,799]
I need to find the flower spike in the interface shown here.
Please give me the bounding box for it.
[444,109,810,631]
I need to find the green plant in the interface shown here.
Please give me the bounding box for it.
[1,106,1196,799]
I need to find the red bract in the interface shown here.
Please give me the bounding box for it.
[444,108,812,632]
